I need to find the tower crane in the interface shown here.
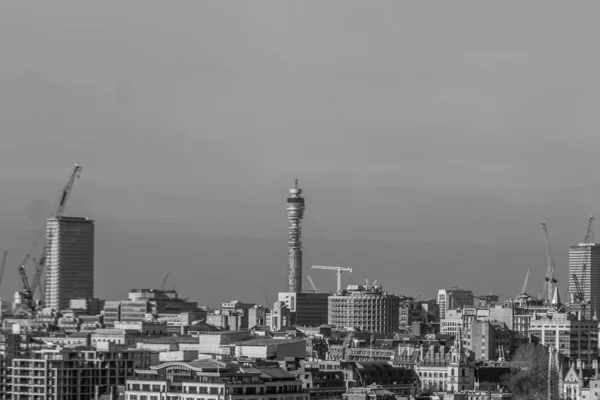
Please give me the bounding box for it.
[311,265,353,292]
[18,265,35,312]
[584,215,595,244]
[572,263,590,317]
[520,269,529,296]
[306,275,318,293]
[160,271,170,291]
[0,251,7,284]
[541,222,558,304]
[26,165,83,300]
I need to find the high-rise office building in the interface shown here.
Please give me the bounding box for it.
[45,217,95,311]
[568,243,600,320]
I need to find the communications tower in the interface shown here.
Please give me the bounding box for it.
[287,179,305,293]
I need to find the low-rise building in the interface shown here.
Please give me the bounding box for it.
[278,292,330,327]
[343,384,397,400]
[413,340,474,392]
[234,338,306,360]
[468,321,512,362]
[290,366,346,400]
[10,342,155,399]
[529,312,599,364]
[328,285,400,334]
[125,359,309,400]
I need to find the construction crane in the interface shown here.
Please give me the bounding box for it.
[32,258,44,301]
[311,265,353,292]
[306,275,318,293]
[541,222,558,304]
[572,262,590,316]
[18,265,35,312]
[0,251,7,284]
[584,215,595,244]
[27,164,83,299]
[160,271,170,291]
[520,269,529,296]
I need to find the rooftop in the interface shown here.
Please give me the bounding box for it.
[234,338,305,346]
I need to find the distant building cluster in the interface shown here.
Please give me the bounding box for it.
[3,175,600,399]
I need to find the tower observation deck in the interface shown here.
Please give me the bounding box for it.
[287,179,305,293]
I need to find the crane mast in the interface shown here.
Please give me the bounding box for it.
[306,275,318,293]
[160,271,170,291]
[521,269,529,295]
[0,251,7,284]
[18,265,35,312]
[584,215,595,244]
[572,263,590,318]
[541,222,558,304]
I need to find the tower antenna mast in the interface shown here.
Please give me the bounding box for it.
[286,179,305,293]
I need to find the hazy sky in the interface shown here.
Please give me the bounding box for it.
[0,1,599,305]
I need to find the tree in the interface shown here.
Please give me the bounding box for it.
[501,343,549,400]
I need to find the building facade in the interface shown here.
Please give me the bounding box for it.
[278,292,329,327]
[45,217,95,311]
[126,359,309,400]
[413,341,474,392]
[10,343,153,399]
[468,321,512,362]
[437,288,473,320]
[529,312,599,364]
[328,285,400,334]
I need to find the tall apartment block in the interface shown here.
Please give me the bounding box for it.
[569,243,600,320]
[437,288,473,320]
[45,217,95,311]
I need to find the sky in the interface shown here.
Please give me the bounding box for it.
[0,1,599,305]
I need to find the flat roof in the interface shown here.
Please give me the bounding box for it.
[234,338,305,347]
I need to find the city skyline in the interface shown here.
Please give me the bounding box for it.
[1,3,599,399]
[0,174,590,308]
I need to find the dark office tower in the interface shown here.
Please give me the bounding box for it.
[287,180,305,293]
[45,217,95,311]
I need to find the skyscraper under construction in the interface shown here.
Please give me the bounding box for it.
[287,179,305,293]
